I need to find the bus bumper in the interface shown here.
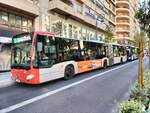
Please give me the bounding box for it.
[11,69,40,84]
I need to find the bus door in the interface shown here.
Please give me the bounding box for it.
[107,44,114,66]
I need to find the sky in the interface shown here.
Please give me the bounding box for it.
[140,0,144,4]
[140,0,149,7]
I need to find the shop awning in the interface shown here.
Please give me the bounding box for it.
[0,37,12,43]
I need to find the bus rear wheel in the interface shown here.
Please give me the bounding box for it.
[120,58,123,63]
[103,61,107,69]
[64,65,75,80]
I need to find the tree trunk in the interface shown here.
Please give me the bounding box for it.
[138,41,144,88]
[148,38,150,69]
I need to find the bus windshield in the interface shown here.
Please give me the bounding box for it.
[11,33,32,70]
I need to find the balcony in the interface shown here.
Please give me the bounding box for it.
[116,28,130,33]
[110,0,116,5]
[117,0,129,1]
[49,0,75,16]
[0,0,39,15]
[49,0,107,31]
[113,36,134,42]
[76,0,84,4]
[116,0,129,6]
[116,20,130,26]
[116,26,130,32]
[116,7,129,12]
[116,15,130,19]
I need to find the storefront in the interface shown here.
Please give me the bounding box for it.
[0,4,35,71]
[0,37,11,71]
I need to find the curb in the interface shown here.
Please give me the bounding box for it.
[0,70,10,73]
[0,80,14,88]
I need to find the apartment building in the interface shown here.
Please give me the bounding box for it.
[0,0,116,71]
[48,0,116,42]
[115,0,140,45]
[0,0,116,40]
[0,0,39,71]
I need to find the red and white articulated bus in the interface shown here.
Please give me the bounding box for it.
[11,31,127,84]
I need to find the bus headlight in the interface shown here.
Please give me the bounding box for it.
[26,74,34,81]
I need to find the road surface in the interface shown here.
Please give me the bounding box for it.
[0,58,148,113]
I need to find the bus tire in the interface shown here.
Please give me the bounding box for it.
[64,65,75,80]
[103,60,107,69]
[120,58,123,63]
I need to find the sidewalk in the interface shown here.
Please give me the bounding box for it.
[0,72,13,87]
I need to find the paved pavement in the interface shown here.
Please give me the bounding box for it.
[0,72,13,87]
[0,57,148,113]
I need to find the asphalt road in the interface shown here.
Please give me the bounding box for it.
[0,57,148,113]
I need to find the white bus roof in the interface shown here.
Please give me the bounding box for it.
[108,43,126,46]
[0,37,12,43]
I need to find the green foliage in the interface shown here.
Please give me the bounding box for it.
[118,70,150,113]
[129,70,150,106]
[134,32,147,48]
[104,26,113,43]
[135,1,150,38]
[129,87,147,106]
[118,100,143,113]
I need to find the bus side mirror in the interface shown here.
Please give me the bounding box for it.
[37,42,43,52]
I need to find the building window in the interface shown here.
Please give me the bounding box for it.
[86,29,90,40]
[73,26,78,39]
[0,11,33,32]
[15,16,21,28]
[82,28,87,40]
[22,18,28,31]
[52,21,62,37]
[45,16,50,32]
[76,2,83,14]
[28,19,33,31]
[79,27,83,40]
[9,14,15,27]
[89,31,95,40]
[85,6,95,19]
[63,23,68,38]
[69,24,72,38]
[1,12,8,25]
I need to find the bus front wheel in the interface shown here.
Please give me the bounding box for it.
[64,65,75,80]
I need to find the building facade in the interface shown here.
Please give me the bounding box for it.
[0,0,116,71]
[115,0,140,45]
[0,0,39,71]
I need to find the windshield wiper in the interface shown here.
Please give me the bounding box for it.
[11,64,30,70]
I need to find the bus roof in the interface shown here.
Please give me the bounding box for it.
[33,31,54,36]
[109,43,126,47]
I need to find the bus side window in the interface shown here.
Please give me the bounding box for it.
[36,35,57,67]
[37,42,43,52]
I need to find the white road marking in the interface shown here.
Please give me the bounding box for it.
[0,61,136,113]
